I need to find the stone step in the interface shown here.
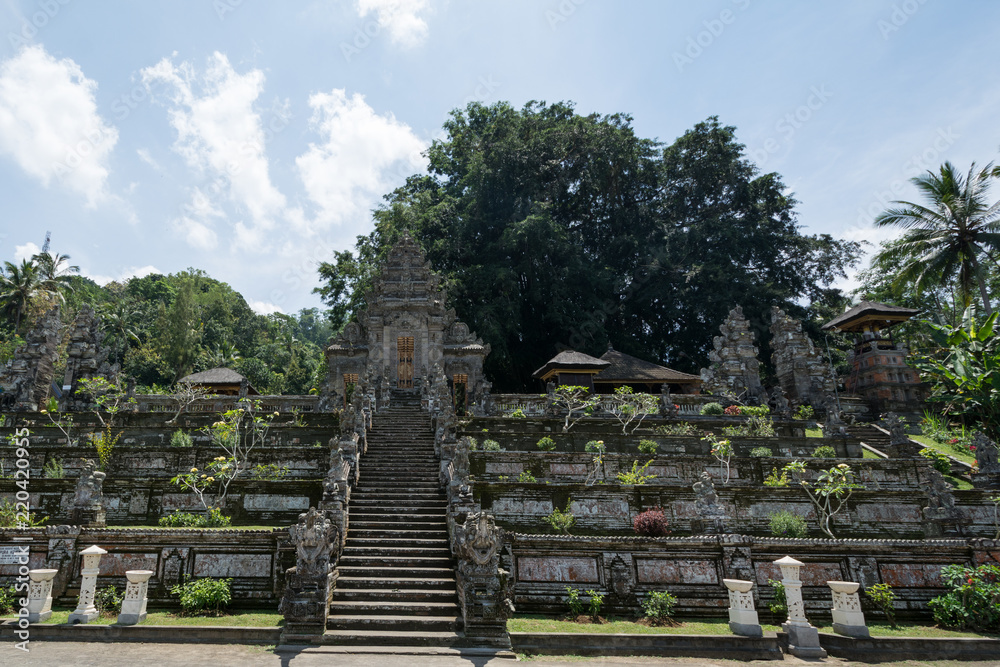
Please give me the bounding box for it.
[338,555,454,568]
[337,565,455,579]
[348,503,447,514]
[336,576,456,590]
[348,528,449,540]
[331,588,457,603]
[345,537,450,549]
[348,513,445,523]
[350,490,445,499]
[329,600,460,616]
[342,546,452,559]
[319,628,465,646]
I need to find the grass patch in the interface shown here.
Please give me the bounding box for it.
[3,608,283,626]
[508,615,780,635]
[104,525,282,531]
[909,434,976,466]
[817,623,998,639]
[805,428,823,438]
[862,448,882,459]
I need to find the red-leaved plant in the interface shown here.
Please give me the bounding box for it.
[633,507,671,537]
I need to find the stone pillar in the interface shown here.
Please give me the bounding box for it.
[118,570,154,625]
[455,512,512,648]
[828,581,869,638]
[68,545,107,624]
[775,556,826,659]
[279,508,338,642]
[723,579,761,637]
[26,569,58,622]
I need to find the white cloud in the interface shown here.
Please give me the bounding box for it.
[296,89,426,228]
[86,264,162,286]
[249,300,284,315]
[0,45,118,206]
[136,148,160,170]
[173,187,223,250]
[13,242,40,263]
[142,52,288,248]
[356,0,430,48]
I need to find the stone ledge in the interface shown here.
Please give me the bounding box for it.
[508,532,969,548]
[0,620,281,644]
[817,632,1000,663]
[510,631,784,660]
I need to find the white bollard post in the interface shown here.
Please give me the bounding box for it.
[775,556,827,659]
[68,545,107,624]
[723,578,761,637]
[26,569,59,623]
[828,581,869,638]
[118,570,154,625]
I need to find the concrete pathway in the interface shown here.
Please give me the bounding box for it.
[3,642,997,667]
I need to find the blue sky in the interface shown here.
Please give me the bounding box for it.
[0,0,998,315]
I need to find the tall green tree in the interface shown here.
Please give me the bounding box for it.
[31,251,79,300]
[873,161,1000,315]
[0,259,43,333]
[154,278,203,383]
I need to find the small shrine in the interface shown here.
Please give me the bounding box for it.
[593,345,701,394]
[531,350,610,391]
[178,368,258,396]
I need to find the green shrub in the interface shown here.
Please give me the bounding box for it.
[638,439,658,455]
[749,447,773,457]
[249,463,289,480]
[517,471,537,483]
[642,590,677,621]
[158,508,232,528]
[700,402,724,416]
[170,430,194,447]
[866,583,897,627]
[928,564,1000,631]
[768,578,787,616]
[0,585,16,614]
[95,585,123,616]
[536,436,556,451]
[586,589,605,619]
[42,457,65,478]
[0,499,47,527]
[565,587,585,616]
[919,448,952,475]
[741,405,771,417]
[768,510,807,538]
[546,500,576,534]
[655,422,698,436]
[794,405,814,421]
[812,445,837,458]
[481,439,502,451]
[466,437,478,450]
[171,577,232,615]
[617,459,657,485]
[507,408,527,419]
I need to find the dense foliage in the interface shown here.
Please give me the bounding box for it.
[315,102,861,390]
[928,564,1000,631]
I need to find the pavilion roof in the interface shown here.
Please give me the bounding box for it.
[821,300,920,332]
[594,347,701,384]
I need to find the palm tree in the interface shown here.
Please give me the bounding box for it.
[32,251,79,301]
[873,162,1000,314]
[0,260,42,333]
[101,300,141,364]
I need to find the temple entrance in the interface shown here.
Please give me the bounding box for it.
[397,336,414,388]
[453,373,468,416]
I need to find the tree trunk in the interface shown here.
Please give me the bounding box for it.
[977,273,994,316]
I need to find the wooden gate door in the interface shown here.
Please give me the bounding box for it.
[397,337,414,388]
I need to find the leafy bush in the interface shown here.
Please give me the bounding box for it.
[919,448,952,475]
[536,436,556,451]
[586,589,605,619]
[700,402,724,416]
[724,404,742,416]
[0,499,47,527]
[866,583,897,627]
[466,437,478,450]
[812,445,837,458]
[0,585,16,614]
[741,405,771,417]
[91,428,121,471]
[481,439,502,451]
[794,405,814,421]
[43,457,65,478]
[617,459,656,485]
[637,439,658,455]
[768,510,807,538]
[517,471,537,483]
[633,507,670,536]
[249,463,289,480]
[171,577,232,615]
[158,508,232,528]
[768,579,787,615]
[546,500,576,534]
[171,430,194,447]
[749,447,773,457]
[642,590,677,621]
[507,408,527,419]
[655,422,698,436]
[565,587,585,616]
[722,415,775,437]
[95,585,123,616]
[763,467,789,487]
[928,564,1000,631]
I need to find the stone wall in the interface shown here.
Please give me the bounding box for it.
[505,534,998,621]
[0,526,292,608]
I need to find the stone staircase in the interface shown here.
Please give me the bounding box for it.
[325,391,464,647]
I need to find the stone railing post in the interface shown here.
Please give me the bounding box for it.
[454,511,512,648]
[279,508,339,643]
[775,556,826,659]
[828,581,869,638]
[723,579,761,637]
[68,545,107,624]
[118,570,154,625]
[27,569,58,622]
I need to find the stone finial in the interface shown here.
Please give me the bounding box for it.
[693,471,726,533]
[883,412,909,446]
[68,545,107,624]
[71,461,106,527]
[699,306,765,403]
[769,306,833,405]
[723,579,761,637]
[827,581,869,638]
[774,556,826,659]
[118,570,154,625]
[27,569,58,622]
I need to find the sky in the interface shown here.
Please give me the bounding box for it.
[0,0,998,316]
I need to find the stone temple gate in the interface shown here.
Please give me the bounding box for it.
[321,232,491,408]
